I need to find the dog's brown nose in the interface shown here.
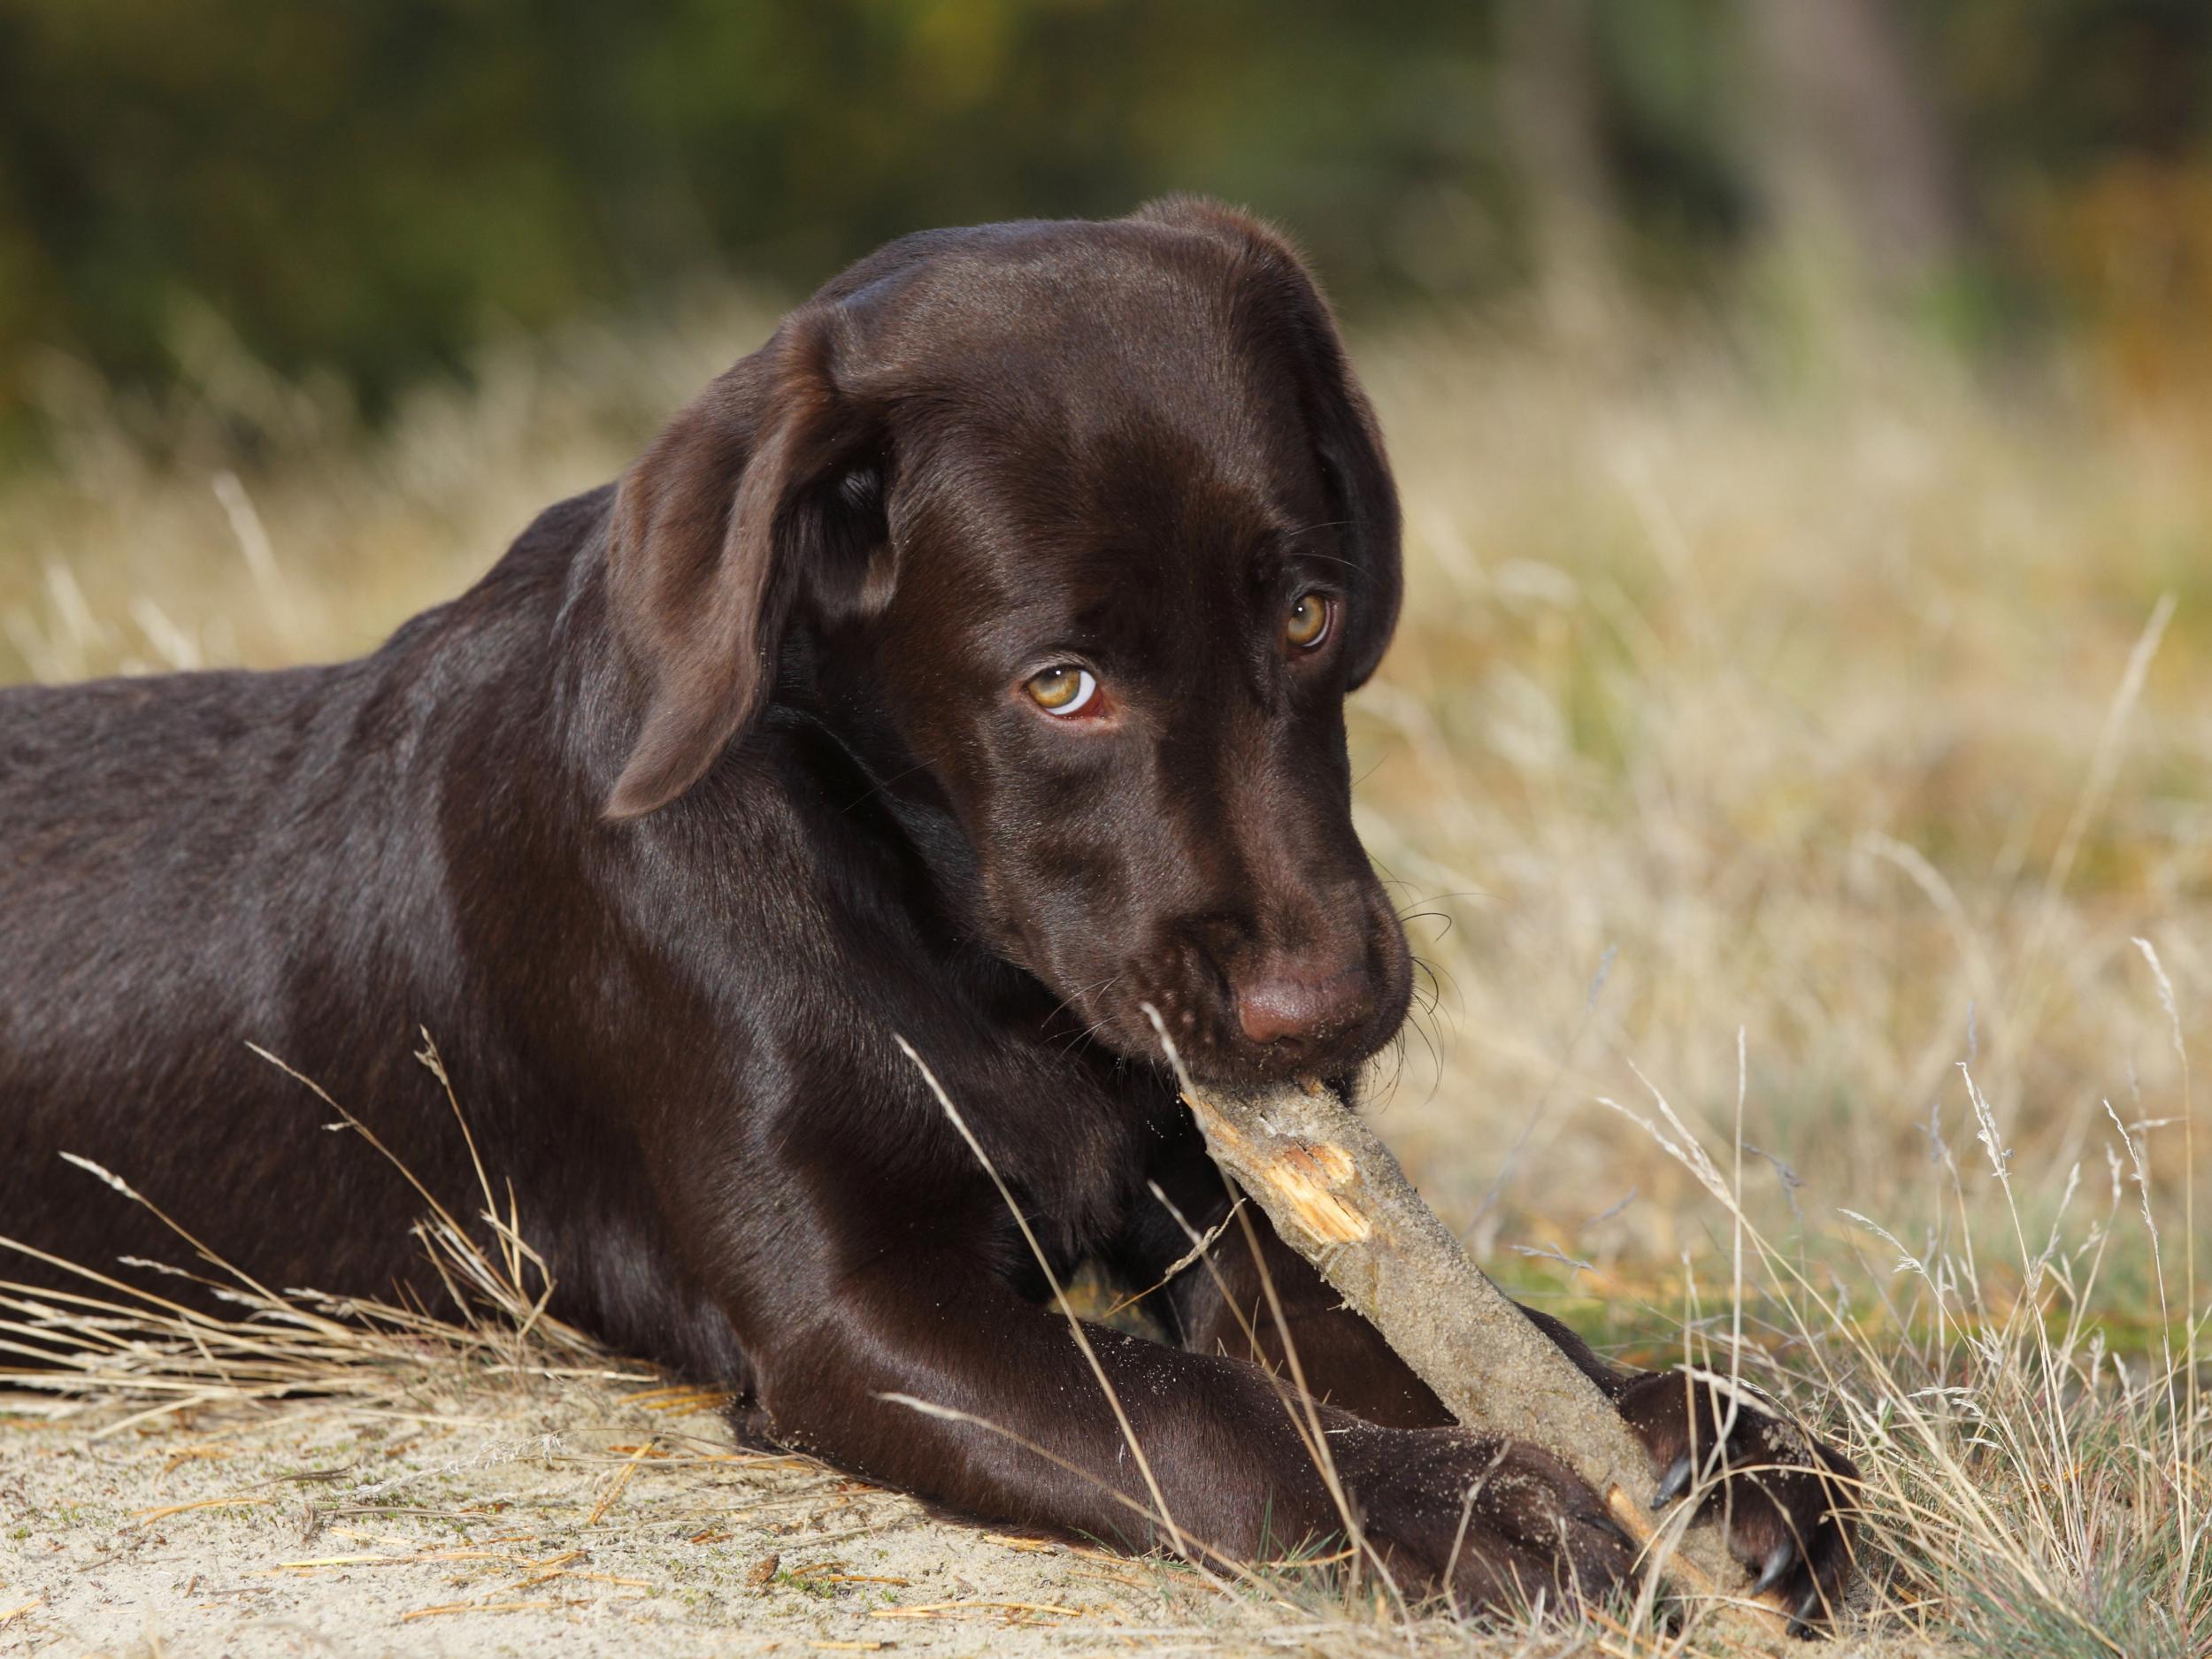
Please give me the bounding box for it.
[1236,960,1372,1052]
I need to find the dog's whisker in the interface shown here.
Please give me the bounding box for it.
[1042,971,1126,1028]
[837,757,936,814]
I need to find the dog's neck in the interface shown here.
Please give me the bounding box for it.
[775,624,979,899]
[556,508,1116,1062]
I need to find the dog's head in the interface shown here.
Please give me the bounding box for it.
[603,199,1410,1084]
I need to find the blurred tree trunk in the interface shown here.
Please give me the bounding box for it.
[1498,0,1619,334]
[1747,0,1971,285]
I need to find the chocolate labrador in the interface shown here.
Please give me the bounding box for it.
[0,198,1854,1625]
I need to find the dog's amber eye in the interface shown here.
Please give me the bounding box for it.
[1286,593,1333,650]
[1026,665,1097,716]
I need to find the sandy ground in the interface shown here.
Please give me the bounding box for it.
[0,1376,1268,1659]
[1,1376,1964,1659]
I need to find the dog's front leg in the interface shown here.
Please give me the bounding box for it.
[1154,1184,1856,1628]
[720,1231,1632,1609]
[1164,1200,1456,1429]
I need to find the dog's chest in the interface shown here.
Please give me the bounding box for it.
[977,1058,1189,1260]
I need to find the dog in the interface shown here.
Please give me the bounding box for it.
[0,199,1854,1624]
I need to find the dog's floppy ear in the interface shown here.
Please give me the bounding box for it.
[1136,196,1402,688]
[603,305,891,819]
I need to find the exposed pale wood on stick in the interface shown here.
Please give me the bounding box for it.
[1170,1063,1788,1637]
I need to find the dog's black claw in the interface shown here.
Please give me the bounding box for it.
[1654,1454,1694,1507]
[1752,1540,1796,1597]
[1787,1581,1826,1638]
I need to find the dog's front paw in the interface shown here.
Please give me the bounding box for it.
[1336,1425,1636,1616]
[1616,1370,1858,1634]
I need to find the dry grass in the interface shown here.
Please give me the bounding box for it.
[2,294,2207,1656]
[0,1040,623,1432]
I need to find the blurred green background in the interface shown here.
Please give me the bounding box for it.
[4,0,2211,446]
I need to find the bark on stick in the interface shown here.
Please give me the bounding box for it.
[1173,1070,1786,1635]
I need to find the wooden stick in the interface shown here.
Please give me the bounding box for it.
[1169,1064,1788,1637]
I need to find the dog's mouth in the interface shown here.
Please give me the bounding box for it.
[1038,922,1414,1088]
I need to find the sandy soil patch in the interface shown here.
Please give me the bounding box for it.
[2,1376,1966,1659]
[2,1378,1241,1659]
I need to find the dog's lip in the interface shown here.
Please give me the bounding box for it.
[1026,908,1411,1077]
[1074,989,1403,1087]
